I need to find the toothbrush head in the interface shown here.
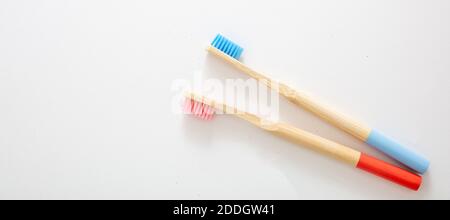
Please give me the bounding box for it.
[183,98,215,120]
[210,34,244,60]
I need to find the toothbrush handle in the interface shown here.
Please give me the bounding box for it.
[188,92,422,190]
[271,122,421,190]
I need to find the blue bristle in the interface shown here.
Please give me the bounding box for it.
[211,35,220,45]
[229,46,237,58]
[210,34,243,60]
[222,39,230,53]
[216,36,225,50]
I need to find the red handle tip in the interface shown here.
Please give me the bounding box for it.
[357,153,422,191]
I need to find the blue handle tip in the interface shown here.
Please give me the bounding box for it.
[366,129,429,174]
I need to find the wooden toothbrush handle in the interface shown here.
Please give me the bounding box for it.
[277,83,371,141]
[187,92,421,190]
[268,122,361,165]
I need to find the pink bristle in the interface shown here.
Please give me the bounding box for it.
[201,105,208,119]
[192,101,199,115]
[204,105,212,120]
[183,98,215,120]
[195,102,202,116]
[205,105,214,120]
[183,99,192,114]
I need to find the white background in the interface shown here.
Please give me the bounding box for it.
[1,0,449,199]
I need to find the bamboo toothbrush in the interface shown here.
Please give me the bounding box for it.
[183,92,421,190]
[206,34,429,174]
